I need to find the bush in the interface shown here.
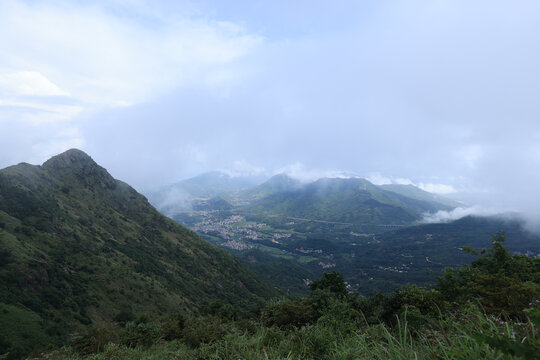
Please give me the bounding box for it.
[263,298,315,328]
[161,313,185,340]
[122,320,162,348]
[114,310,135,325]
[71,327,120,355]
[181,316,226,348]
[437,232,540,318]
[309,271,347,298]
[203,299,238,320]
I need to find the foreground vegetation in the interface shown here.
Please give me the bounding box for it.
[19,233,540,360]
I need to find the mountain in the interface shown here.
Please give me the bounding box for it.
[379,183,462,208]
[248,177,454,225]
[239,173,303,201]
[0,149,276,357]
[147,171,262,215]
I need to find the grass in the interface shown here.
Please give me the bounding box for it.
[0,303,53,359]
[297,256,318,264]
[37,306,539,360]
[253,244,294,257]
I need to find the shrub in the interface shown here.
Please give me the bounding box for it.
[113,310,135,325]
[71,327,120,355]
[437,232,540,318]
[263,298,314,328]
[181,316,226,348]
[309,271,347,298]
[161,313,185,340]
[122,320,162,348]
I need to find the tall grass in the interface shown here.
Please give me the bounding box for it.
[41,305,538,360]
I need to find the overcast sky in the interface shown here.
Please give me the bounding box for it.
[1,0,540,224]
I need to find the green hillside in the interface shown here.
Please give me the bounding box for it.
[248,177,453,225]
[0,149,277,358]
[239,173,303,201]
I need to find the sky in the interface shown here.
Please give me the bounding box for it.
[1,0,540,226]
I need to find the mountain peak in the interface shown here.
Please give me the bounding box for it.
[267,173,296,183]
[42,148,95,170]
[42,149,116,189]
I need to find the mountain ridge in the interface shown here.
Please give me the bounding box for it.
[0,149,277,356]
[248,177,454,225]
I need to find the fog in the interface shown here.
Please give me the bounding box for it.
[1,0,540,229]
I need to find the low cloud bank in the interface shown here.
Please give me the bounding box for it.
[420,206,540,235]
[148,187,192,216]
[367,173,457,195]
[275,162,360,183]
[420,206,506,224]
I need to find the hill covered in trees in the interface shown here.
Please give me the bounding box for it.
[0,149,277,358]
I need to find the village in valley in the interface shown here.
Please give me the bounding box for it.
[178,210,340,269]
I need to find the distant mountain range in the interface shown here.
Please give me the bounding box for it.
[248,177,456,225]
[0,150,276,355]
[147,172,459,225]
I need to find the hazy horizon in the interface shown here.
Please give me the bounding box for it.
[2,1,540,228]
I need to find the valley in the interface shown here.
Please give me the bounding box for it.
[156,172,540,297]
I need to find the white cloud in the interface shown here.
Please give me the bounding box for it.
[276,162,359,182]
[0,0,262,166]
[0,1,262,107]
[392,178,412,185]
[366,173,454,194]
[366,173,392,185]
[421,206,503,223]
[220,160,266,178]
[417,182,456,194]
[367,174,416,186]
[0,71,69,97]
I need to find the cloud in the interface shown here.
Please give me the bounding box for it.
[0,1,262,106]
[150,186,192,216]
[0,0,262,166]
[366,173,392,185]
[219,160,266,178]
[367,173,455,195]
[421,206,504,224]
[417,183,457,195]
[275,163,359,182]
[0,71,69,97]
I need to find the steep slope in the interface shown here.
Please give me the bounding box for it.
[0,149,276,356]
[249,178,453,225]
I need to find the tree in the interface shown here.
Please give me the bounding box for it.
[309,271,347,297]
[436,232,540,318]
